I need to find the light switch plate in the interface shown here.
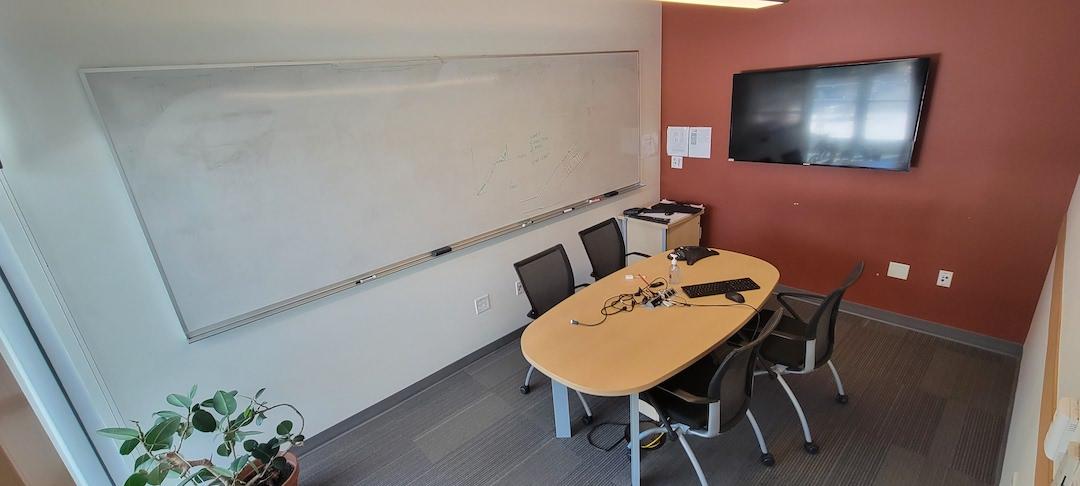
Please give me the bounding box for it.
[887,262,910,280]
[474,294,491,315]
[671,156,683,169]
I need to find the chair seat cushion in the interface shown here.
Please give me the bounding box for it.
[755,309,812,370]
[645,344,737,429]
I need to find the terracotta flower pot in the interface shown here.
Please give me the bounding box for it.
[240,452,299,486]
[281,452,299,486]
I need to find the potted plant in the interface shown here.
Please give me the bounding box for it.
[97,386,304,486]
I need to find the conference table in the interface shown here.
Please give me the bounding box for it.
[520,249,779,486]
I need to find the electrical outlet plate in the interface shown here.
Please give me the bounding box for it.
[887,262,910,280]
[515,281,524,296]
[671,156,683,169]
[474,294,491,315]
[937,270,953,288]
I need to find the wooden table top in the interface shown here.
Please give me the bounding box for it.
[520,249,779,396]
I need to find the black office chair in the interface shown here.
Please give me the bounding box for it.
[755,261,864,455]
[639,310,785,485]
[513,244,594,424]
[578,218,650,281]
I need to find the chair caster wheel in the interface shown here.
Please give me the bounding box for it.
[581,415,593,425]
[519,385,530,395]
[804,442,819,455]
[760,453,775,467]
[836,394,849,404]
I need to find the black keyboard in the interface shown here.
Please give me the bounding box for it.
[681,278,761,298]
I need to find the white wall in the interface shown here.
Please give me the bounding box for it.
[1000,256,1054,485]
[0,0,661,481]
[1001,175,1080,485]
[1058,177,1080,398]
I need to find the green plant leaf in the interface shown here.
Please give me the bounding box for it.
[146,465,168,486]
[243,439,258,452]
[256,413,265,426]
[166,394,192,409]
[193,468,214,483]
[234,407,255,428]
[143,416,181,451]
[188,384,198,400]
[133,453,153,472]
[98,427,140,440]
[230,454,251,473]
[255,388,266,400]
[212,391,236,416]
[209,466,234,479]
[119,438,139,455]
[153,410,182,420]
[191,409,217,433]
[124,472,149,486]
[276,420,293,435]
[216,442,231,457]
[294,434,305,444]
[251,443,273,463]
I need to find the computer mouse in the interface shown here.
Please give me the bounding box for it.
[725,292,745,304]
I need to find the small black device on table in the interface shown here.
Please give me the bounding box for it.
[681,278,761,299]
[670,246,719,266]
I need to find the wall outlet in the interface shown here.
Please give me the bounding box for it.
[937,270,954,288]
[474,294,491,315]
[671,156,683,169]
[887,261,910,280]
[515,281,524,296]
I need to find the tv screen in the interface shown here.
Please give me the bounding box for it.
[729,57,931,171]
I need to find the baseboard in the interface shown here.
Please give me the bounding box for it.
[777,284,1023,358]
[295,324,528,456]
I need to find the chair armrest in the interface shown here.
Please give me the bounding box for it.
[776,291,825,301]
[574,283,589,291]
[655,384,712,404]
[626,252,651,259]
[775,292,820,324]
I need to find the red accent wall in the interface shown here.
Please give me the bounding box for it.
[661,0,1080,343]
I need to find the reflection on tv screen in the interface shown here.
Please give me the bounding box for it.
[729,58,931,171]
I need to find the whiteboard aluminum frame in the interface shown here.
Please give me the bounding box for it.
[78,50,642,342]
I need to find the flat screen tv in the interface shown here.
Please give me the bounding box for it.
[729,57,931,171]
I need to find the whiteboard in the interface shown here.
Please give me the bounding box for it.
[82,51,641,340]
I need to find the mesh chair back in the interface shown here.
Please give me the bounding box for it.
[578,218,627,280]
[513,245,576,319]
[808,261,864,366]
[706,312,782,432]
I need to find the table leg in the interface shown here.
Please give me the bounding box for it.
[630,392,641,486]
[551,380,571,438]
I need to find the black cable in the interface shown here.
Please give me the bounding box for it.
[586,420,667,452]
[586,422,629,451]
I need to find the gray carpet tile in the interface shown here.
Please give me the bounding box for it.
[300,309,1018,485]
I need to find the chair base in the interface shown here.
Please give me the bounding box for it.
[760,453,775,467]
[581,415,593,425]
[519,385,531,394]
[803,441,819,454]
[836,393,849,404]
